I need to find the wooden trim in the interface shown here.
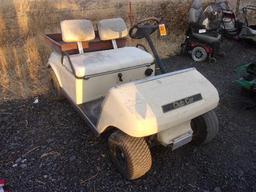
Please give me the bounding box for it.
[44,33,127,55]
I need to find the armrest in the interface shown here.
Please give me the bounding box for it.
[61,52,78,78]
[189,23,208,34]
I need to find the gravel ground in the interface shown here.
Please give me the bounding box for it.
[1,40,256,192]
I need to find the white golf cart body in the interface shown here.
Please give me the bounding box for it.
[47,18,219,148]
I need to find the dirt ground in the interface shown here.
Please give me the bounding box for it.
[1,39,256,192]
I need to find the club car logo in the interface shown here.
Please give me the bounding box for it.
[173,97,195,108]
[162,94,203,113]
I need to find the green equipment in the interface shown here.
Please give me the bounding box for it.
[235,62,256,93]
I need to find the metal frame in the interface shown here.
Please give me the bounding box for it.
[136,44,149,52]
[111,40,118,49]
[77,42,84,54]
[61,51,79,78]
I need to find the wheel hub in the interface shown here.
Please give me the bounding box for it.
[191,47,208,62]
[195,50,203,59]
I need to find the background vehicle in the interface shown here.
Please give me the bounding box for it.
[235,62,256,93]
[181,0,222,63]
[204,1,256,44]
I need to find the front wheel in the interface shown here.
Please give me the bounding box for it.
[108,131,152,180]
[190,110,219,145]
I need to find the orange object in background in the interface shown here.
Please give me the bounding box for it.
[159,24,167,36]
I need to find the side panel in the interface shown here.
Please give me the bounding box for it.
[97,87,159,137]
[48,52,77,104]
[97,69,219,138]
[48,51,155,105]
[82,66,155,104]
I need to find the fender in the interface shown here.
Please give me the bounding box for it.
[47,52,63,87]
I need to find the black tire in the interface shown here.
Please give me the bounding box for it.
[108,130,152,180]
[49,68,65,101]
[191,47,208,62]
[209,57,217,64]
[190,110,219,145]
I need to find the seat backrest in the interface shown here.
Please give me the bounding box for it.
[189,0,203,24]
[61,19,95,43]
[97,18,128,41]
[61,19,95,54]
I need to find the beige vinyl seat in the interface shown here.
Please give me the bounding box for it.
[61,18,154,78]
[63,47,154,77]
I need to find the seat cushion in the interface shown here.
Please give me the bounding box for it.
[63,47,154,78]
[193,32,221,44]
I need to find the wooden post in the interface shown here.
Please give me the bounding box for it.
[128,1,134,27]
[236,0,241,14]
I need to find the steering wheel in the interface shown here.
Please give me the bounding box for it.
[129,17,160,39]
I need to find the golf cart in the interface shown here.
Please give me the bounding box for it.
[46,17,220,180]
[235,62,256,93]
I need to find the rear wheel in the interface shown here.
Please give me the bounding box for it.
[209,57,217,64]
[108,130,152,180]
[191,47,208,62]
[191,110,219,145]
[49,68,65,101]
